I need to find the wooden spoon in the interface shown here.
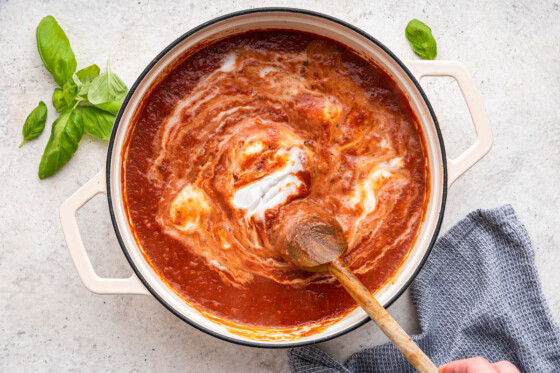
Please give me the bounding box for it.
[273,200,438,373]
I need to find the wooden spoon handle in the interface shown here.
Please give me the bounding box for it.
[330,258,439,373]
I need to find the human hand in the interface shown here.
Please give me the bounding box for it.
[439,357,520,373]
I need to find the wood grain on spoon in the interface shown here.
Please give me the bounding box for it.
[273,200,439,373]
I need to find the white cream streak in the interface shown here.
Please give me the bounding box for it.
[233,148,304,221]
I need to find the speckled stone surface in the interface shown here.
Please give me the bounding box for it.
[1,0,559,371]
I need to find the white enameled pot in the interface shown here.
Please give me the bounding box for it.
[60,8,492,347]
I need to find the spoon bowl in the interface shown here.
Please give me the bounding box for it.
[273,200,346,271]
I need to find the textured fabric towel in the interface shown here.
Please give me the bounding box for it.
[289,205,560,372]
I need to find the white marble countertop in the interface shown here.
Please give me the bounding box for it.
[1,0,559,371]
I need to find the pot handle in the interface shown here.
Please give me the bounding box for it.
[406,60,493,186]
[60,168,149,295]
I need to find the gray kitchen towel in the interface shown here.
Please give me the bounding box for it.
[289,205,560,372]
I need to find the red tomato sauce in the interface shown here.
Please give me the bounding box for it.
[123,30,429,329]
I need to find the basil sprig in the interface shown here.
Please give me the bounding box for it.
[20,15,128,179]
[20,101,48,148]
[405,19,437,60]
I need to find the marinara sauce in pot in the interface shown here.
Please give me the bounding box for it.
[122,30,429,331]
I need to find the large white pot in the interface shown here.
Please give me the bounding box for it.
[60,8,492,348]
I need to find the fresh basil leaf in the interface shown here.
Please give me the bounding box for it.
[38,109,84,179]
[87,61,128,115]
[80,106,115,140]
[76,64,100,83]
[19,101,48,148]
[76,64,100,96]
[63,86,77,105]
[52,88,71,112]
[62,74,81,105]
[36,16,77,86]
[405,19,437,60]
[91,101,122,115]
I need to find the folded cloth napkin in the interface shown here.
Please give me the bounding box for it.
[289,205,560,372]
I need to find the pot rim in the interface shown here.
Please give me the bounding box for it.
[106,7,447,348]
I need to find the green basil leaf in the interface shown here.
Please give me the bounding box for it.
[87,61,128,115]
[76,64,100,96]
[38,109,84,179]
[91,101,122,115]
[36,16,77,86]
[405,19,437,60]
[19,101,48,148]
[80,106,115,140]
[52,88,72,112]
[62,74,81,105]
[76,64,100,83]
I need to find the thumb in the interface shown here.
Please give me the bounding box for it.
[439,357,497,373]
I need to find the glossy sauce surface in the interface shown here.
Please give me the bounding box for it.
[123,31,429,331]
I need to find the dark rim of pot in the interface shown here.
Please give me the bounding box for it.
[106,7,447,349]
